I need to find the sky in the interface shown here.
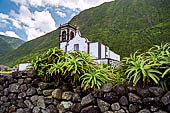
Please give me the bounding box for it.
[0,0,113,41]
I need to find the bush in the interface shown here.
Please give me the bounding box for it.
[31,47,121,90]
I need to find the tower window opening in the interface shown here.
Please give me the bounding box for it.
[62,31,66,41]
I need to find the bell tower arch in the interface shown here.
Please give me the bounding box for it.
[59,23,77,42]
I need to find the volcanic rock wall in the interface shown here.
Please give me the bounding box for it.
[0,70,170,113]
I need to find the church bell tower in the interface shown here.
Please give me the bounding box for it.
[59,23,77,42]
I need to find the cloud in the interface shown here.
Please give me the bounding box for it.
[0,31,21,39]
[11,0,114,10]
[8,5,57,40]
[56,11,66,18]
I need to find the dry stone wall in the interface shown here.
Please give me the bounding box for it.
[0,70,170,113]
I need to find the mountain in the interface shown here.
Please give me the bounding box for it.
[0,35,25,49]
[0,30,59,66]
[0,38,14,54]
[1,0,170,66]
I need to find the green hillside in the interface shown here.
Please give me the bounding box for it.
[1,0,170,66]
[0,35,25,49]
[70,0,170,56]
[0,30,59,66]
[0,38,14,55]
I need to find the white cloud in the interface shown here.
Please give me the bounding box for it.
[1,31,21,39]
[56,11,66,18]
[0,32,5,35]
[8,5,57,40]
[11,0,114,10]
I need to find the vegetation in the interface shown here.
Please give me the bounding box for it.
[0,38,14,54]
[31,47,124,90]
[122,43,170,90]
[31,43,170,91]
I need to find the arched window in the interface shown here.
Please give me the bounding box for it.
[70,31,74,40]
[62,31,66,41]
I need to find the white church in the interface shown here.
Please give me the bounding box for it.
[59,23,120,66]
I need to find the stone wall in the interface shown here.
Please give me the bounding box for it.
[0,70,170,113]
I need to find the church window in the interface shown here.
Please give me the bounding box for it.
[70,31,74,40]
[62,31,66,41]
[74,44,79,51]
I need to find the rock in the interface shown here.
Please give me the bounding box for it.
[43,89,54,96]
[44,97,53,104]
[8,105,16,112]
[52,89,62,99]
[4,88,9,95]
[102,83,113,92]
[33,107,40,113]
[116,84,126,96]
[80,106,100,113]
[16,108,25,113]
[97,99,110,112]
[143,97,162,107]
[81,93,95,106]
[18,79,24,84]
[26,87,37,96]
[18,92,26,99]
[37,96,45,109]
[72,93,81,102]
[53,99,60,105]
[24,100,34,109]
[104,92,118,104]
[27,70,36,77]
[167,104,170,112]
[47,105,58,113]
[127,86,136,92]
[154,110,168,113]
[128,93,142,103]
[138,109,151,113]
[31,95,38,105]
[93,89,104,98]
[129,104,139,113]
[114,109,126,113]
[150,106,159,112]
[58,101,73,113]
[111,102,120,111]
[1,96,7,102]
[38,82,51,90]
[149,87,164,97]
[17,100,27,108]
[24,78,32,84]
[71,103,82,113]
[9,83,20,93]
[0,85,3,91]
[37,88,43,95]
[62,91,73,100]
[119,96,128,106]
[9,93,17,100]
[161,91,170,105]
[41,109,48,113]
[137,88,150,98]
[24,108,32,113]
[104,111,114,113]
[19,84,27,92]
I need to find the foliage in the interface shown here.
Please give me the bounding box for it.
[0,38,14,54]
[122,43,170,90]
[31,47,125,90]
[0,35,25,49]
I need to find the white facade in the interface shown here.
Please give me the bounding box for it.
[59,23,120,65]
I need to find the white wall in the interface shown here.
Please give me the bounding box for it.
[67,33,88,53]
[89,42,99,59]
[60,42,67,51]
[101,44,105,58]
[110,51,120,61]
